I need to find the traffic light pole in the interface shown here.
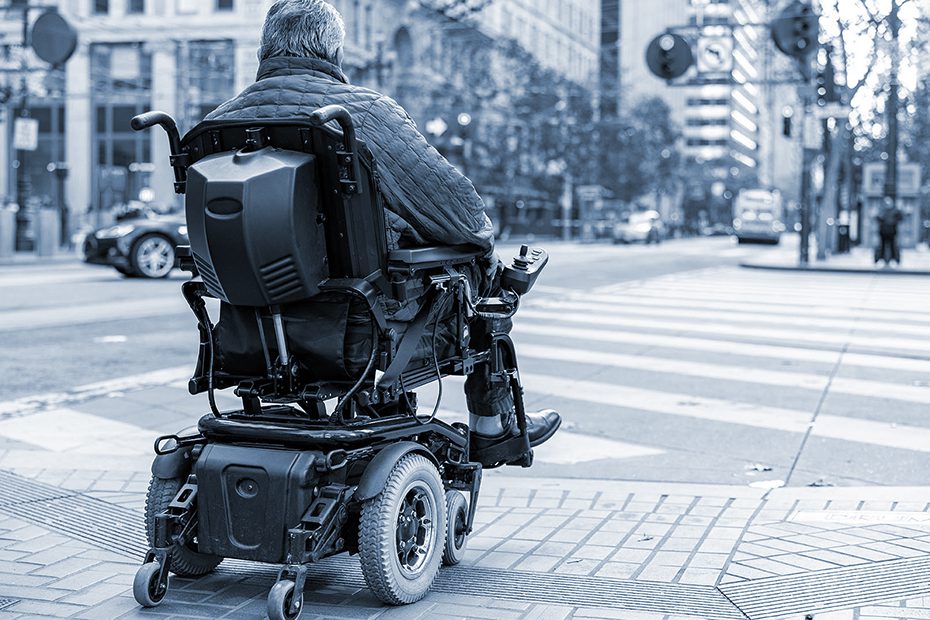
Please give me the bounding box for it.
[884,0,900,212]
[798,76,815,266]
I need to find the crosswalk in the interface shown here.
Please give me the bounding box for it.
[2,262,930,485]
[511,268,930,480]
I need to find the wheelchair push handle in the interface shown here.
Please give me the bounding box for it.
[130,111,188,194]
[308,105,362,195]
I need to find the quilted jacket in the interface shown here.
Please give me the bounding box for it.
[205,56,495,259]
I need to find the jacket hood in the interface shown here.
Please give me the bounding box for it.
[256,56,349,84]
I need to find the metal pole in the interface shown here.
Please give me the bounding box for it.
[798,84,813,265]
[884,0,900,213]
[13,3,29,251]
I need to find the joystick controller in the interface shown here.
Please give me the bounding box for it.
[501,244,548,295]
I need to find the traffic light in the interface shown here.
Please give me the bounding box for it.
[645,33,693,81]
[815,49,838,105]
[771,1,819,60]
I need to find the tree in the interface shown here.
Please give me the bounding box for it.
[599,96,681,205]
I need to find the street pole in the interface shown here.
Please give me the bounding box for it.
[14,2,30,251]
[884,0,900,214]
[798,82,813,265]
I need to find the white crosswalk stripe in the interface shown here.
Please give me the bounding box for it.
[3,264,930,472]
[514,267,930,458]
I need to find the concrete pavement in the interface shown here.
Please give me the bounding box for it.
[3,241,930,617]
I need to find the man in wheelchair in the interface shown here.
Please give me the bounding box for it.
[205,0,561,462]
[127,1,559,615]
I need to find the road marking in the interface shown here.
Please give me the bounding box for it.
[0,298,187,332]
[514,323,930,374]
[791,511,930,526]
[527,299,930,337]
[532,431,663,464]
[0,408,156,455]
[535,291,930,326]
[519,372,930,453]
[0,365,191,417]
[516,343,930,405]
[517,308,930,353]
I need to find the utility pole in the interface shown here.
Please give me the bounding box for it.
[884,0,900,213]
[13,1,30,251]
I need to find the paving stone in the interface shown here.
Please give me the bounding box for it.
[61,582,131,606]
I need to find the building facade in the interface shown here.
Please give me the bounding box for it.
[2,0,599,247]
[603,0,802,222]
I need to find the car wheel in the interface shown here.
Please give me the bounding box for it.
[131,234,175,279]
[115,265,139,278]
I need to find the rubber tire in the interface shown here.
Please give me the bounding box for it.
[114,265,138,277]
[442,490,468,566]
[145,475,222,577]
[133,561,166,607]
[130,233,175,279]
[358,453,446,605]
[267,580,302,620]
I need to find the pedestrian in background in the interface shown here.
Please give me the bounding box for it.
[875,203,903,266]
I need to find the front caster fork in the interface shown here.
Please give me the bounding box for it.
[273,564,309,618]
[134,548,172,607]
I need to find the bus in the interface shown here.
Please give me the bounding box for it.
[732,188,785,245]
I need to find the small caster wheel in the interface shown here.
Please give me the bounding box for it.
[267,580,302,620]
[443,490,469,566]
[133,561,167,607]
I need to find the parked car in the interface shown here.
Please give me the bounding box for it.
[83,212,187,278]
[613,210,665,244]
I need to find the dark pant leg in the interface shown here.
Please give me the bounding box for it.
[463,257,515,419]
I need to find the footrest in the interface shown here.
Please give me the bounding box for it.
[470,434,533,469]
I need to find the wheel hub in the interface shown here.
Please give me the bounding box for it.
[396,485,434,574]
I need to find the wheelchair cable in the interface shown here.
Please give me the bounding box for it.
[332,321,379,421]
[420,291,454,425]
[205,316,221,418]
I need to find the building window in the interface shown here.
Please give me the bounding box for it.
[686,138,728,147]
[93,0,109,14]
[686,118,728,127]
[216,0,234,10]
[90,42,153,213]
[128,0,144,13]
[687,97,729,106]
[177,40,236,130]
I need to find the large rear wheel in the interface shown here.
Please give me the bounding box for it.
[145,475,222,577]
[358,454,445,605]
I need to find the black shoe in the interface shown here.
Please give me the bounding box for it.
[526,409,562,447]
[470,409,562,467]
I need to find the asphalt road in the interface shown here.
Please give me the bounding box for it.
[3,236,929,489]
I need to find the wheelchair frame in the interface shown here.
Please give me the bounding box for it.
[129,107,542,618]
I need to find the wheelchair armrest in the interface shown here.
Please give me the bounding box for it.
[387,245,483,270]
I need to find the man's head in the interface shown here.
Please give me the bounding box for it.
[258,0,346,66]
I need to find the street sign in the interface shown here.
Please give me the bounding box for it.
[646,33,693,80]
[812,102,850,119]
[31,9,78,66]
[13,117,38,151]
[696,36,733,74]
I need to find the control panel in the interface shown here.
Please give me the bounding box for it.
[500,245,548,295]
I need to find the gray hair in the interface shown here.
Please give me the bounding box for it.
[258,0,346,64]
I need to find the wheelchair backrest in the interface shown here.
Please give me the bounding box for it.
[180,118,387,307]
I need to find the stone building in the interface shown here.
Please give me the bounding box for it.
[1,0,599,246]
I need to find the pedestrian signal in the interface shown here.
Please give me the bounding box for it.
[771,1,819,60]
[646,34,693,81]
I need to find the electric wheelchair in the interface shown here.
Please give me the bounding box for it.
[129,106,548,619]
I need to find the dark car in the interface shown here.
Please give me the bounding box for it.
[83,212,187,278]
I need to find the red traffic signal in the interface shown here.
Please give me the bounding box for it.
[646,33,693,81]
[771,1,819,60]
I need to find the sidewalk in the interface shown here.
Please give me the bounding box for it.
[2,381,930,618]
[2,468,930,619]
[741,244,930,275]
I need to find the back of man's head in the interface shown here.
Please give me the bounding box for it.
[258,0,346,65]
